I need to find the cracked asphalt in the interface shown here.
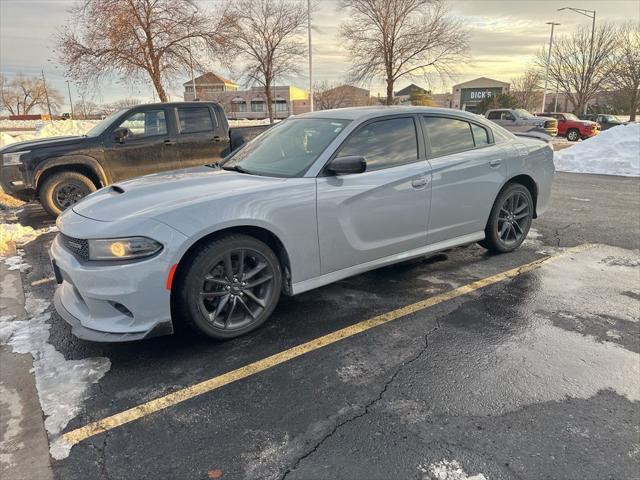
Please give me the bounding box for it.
[8,172,640,479]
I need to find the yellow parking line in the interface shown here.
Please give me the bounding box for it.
[61,244,592,448]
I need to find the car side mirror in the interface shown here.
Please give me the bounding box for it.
[326,156,366,175]
[113,127,130,144]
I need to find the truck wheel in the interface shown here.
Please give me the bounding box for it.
[39,171,96,217]
[175,234,282,340]
[566,129,580,142]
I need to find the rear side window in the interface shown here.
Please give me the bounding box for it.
[178,107,214,134]
[486,111,502,120]
[337,117,418,171]
[117,110,167,137]
[423,117,475,157]
[471,123,490,146]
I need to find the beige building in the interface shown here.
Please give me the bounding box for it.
[451,77,510,113]
[183,72,310,119]
[314,84,371,110]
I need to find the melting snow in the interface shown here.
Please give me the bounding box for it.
[420,459,487,480]
[554,123,640,177]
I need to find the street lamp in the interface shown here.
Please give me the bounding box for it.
[307,0,313,112]
[558,7,596,114]
[65,80,74,118]
[542,22,560,113]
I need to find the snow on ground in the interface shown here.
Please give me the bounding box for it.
[554,123,640,177]
[419,459,487,480]
[0,222,111,460]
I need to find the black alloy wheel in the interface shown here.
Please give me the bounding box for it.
[177,234,282,339]
[480,183,533,253]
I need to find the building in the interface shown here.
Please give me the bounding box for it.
[394,84,431,105]
[183,72,238,99]
[314,84,371,110]
[183,72,310,120]
[431,93,453,108]
[451,77,510,113]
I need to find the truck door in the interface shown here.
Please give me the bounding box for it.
[175,106,228,168]
[103,107,180,182]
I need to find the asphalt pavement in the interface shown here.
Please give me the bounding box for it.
[2,172,639,480]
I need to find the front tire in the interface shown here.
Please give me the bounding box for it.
[176,234,282,340]
[566,128,580,142]
[480,183,533,253]
[39,171,96,217]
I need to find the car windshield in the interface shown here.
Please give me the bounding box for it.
[602,115,620,122]
[515,109,535,119]
[85,109,127,137]
[564,113,579,120]
[222,118,351,177]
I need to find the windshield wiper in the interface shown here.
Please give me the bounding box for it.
[221,164,255,175]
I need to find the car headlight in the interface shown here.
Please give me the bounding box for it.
[3,150,30,166]
[583,122,592,127]
[88,237,162,260]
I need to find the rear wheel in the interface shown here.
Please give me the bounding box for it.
[566,128,580,142]
[176,234,282,339]
[480,183,533,253]
[39,171,97,217]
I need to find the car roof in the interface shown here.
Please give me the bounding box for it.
[295,106,487,123]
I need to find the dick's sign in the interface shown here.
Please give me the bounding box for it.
[461,88,504,103]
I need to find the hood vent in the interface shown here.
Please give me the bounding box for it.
[110,185,125,194]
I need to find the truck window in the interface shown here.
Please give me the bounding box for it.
[337,117,418,171]
[118,110,167,137]
[486,111,502,120]
[178,107,214,134]
[423,117,475,157]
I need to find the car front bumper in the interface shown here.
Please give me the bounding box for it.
[49,218,188,342]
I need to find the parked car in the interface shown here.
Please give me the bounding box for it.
[0,102,269,216]
[535,112,599,141]
[50,106,554,342]
[486,108,558,137]
[582,114,627,131]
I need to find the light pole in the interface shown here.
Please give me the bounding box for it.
[542,22,560,113]
[558,7,596,114]
[41,69,53,121]
[307,0,313,112]
[65,80,74,117]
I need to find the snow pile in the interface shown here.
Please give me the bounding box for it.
[554,123,640,177]
[419,459,487,480]
[35,120,98,138]
[0,119,44,129]
[0,132,17,147]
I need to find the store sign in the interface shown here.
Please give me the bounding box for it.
[461,87,504,103]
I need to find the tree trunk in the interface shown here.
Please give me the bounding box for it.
[629,88,638,122]
[150,71,168,102]
[265,81,274,124]
[386,79,394,105]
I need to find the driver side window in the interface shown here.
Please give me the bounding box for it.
[117,110,167,138]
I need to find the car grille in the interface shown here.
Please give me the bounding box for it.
[59,233,89,261]
[544,120,557,129]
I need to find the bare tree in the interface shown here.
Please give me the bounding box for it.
[608,22,640,121]
[0,73,63,115]
[57,0,229,102]
[536,23,618,115]
[339,0,468,105]
[313,81,370,110]
[219,0,308,123]
[511,68,544,112]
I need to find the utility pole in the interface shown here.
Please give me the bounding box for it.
[307,0,313,112]
[558,7,596,114]
[541,22,560,113]
[66,80,74,117]
[41,69,53,121]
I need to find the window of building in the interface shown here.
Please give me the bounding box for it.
[272,99,288,113]
[177,107,214,134]
[251,100,265,112]
[231,98,247,113]
[423,116,475,157]
[337,117,418,171]
[117,110,167,137]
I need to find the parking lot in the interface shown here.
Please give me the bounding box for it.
[1,171,639,480]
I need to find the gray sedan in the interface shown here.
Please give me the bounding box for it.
[50,106,554,342]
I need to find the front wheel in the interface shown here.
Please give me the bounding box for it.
[39,171,96,217]
[480,183,533,253]
[176,234,282,339]
[566,128,580,142]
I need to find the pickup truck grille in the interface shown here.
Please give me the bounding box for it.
[59,234,89,261]
[544,119,557,129]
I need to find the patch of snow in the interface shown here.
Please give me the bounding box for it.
[419,459,487,480]
[0,223,57,256]
[570,197,591,202]
[554,123,640,177]
[3,255,30,272]
[0,132,17,147]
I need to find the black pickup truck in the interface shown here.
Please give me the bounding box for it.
[0,102,269,216]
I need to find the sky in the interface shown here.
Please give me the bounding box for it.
[1,0,639,112]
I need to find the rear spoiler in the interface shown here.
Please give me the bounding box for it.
[513,130,552,143]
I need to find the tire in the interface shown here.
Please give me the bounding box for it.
[176,234,282,340]
[566,128,580,142]
[479,183,533,253]
[39,171,96,217]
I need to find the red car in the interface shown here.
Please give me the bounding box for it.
[535,112,600,141]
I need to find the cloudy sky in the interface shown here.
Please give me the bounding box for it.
[1,0,638,111]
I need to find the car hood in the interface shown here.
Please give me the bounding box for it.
[0,135,86,154]
[72,166,287,222]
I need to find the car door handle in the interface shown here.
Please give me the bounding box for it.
[164,139,176,146]
[411,176,429,189]
[212,136,226,143]
[489,159,502,167]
